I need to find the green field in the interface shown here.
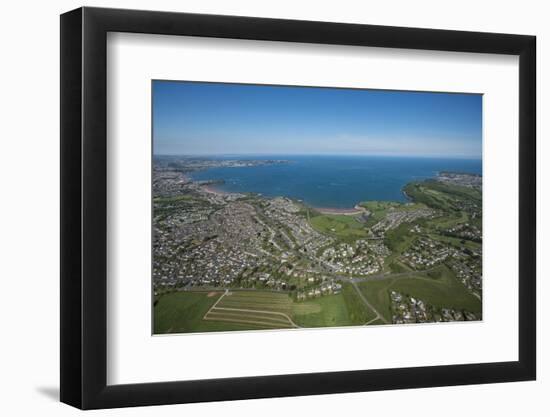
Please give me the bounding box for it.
[357,265,481,322]
[429,232,481,251]
[384,222,417,254]
[153,291,268,333]
[359,201,400,226]
[309,214,367,240]
[403,181,481,213]
[292,286,377,327]
[151,291,250,334]
[153,195,194,204]
[341,282,378,324]
[154,287,380,334]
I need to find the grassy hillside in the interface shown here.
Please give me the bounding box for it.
[309,213,368,241]
[357,265,481,322]
[403,181,481,212]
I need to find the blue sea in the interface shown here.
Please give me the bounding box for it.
[190,155,482,209]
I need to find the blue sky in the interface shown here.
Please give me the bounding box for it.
[153,81,482,159]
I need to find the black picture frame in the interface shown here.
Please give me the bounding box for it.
[60,6,536,410]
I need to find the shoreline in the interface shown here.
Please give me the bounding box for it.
[183,164,480,213]
[201,182,368,214]
[311,205,367,216]
[200,181,369,214]
[202,184,231,195]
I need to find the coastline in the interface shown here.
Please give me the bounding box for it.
[202,184,230,195]
[200,182,367,215]
[194,170,480,215]
[312,205,367,216]
[178,157,481,212]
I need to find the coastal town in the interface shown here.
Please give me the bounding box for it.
[153,156,483,332]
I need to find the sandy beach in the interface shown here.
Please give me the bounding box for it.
[314,205,367,216]
[202,184,230,195]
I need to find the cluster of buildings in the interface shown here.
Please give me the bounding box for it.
[390,290,479,324]
[153,174,264,289]
[371,207,435,237]
[262,197,333,254]
[320,239,389,276]
[442,222,482,242]
[246,272,290,291]
[436,172,482,189]
[447,249,482,297]
[153,171,342,295]
[154,155,289,173]
[296,280,342,301]
[400,237,451,269]
[391,291,430,323]
[153,169,191,197]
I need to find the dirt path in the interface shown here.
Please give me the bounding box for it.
[210,306,300,328]
[203,289,228,317]
[203,290,301,328]
[203,316,292,328]
[350,280,389,324]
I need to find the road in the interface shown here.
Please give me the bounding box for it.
[335,266,439,284]
[180,267,439,294]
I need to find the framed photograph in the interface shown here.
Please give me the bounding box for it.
[60,7,536,409]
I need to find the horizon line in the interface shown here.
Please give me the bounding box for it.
[153,152,482,160]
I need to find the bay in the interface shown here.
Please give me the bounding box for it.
[190,155,482,209]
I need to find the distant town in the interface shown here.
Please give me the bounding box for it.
[153,156,482,333]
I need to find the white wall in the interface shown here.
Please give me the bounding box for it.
[0,0,546,415]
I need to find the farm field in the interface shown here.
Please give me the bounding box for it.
[154,286,380,334]
[154,291,270,334]
[205,291,298,329]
